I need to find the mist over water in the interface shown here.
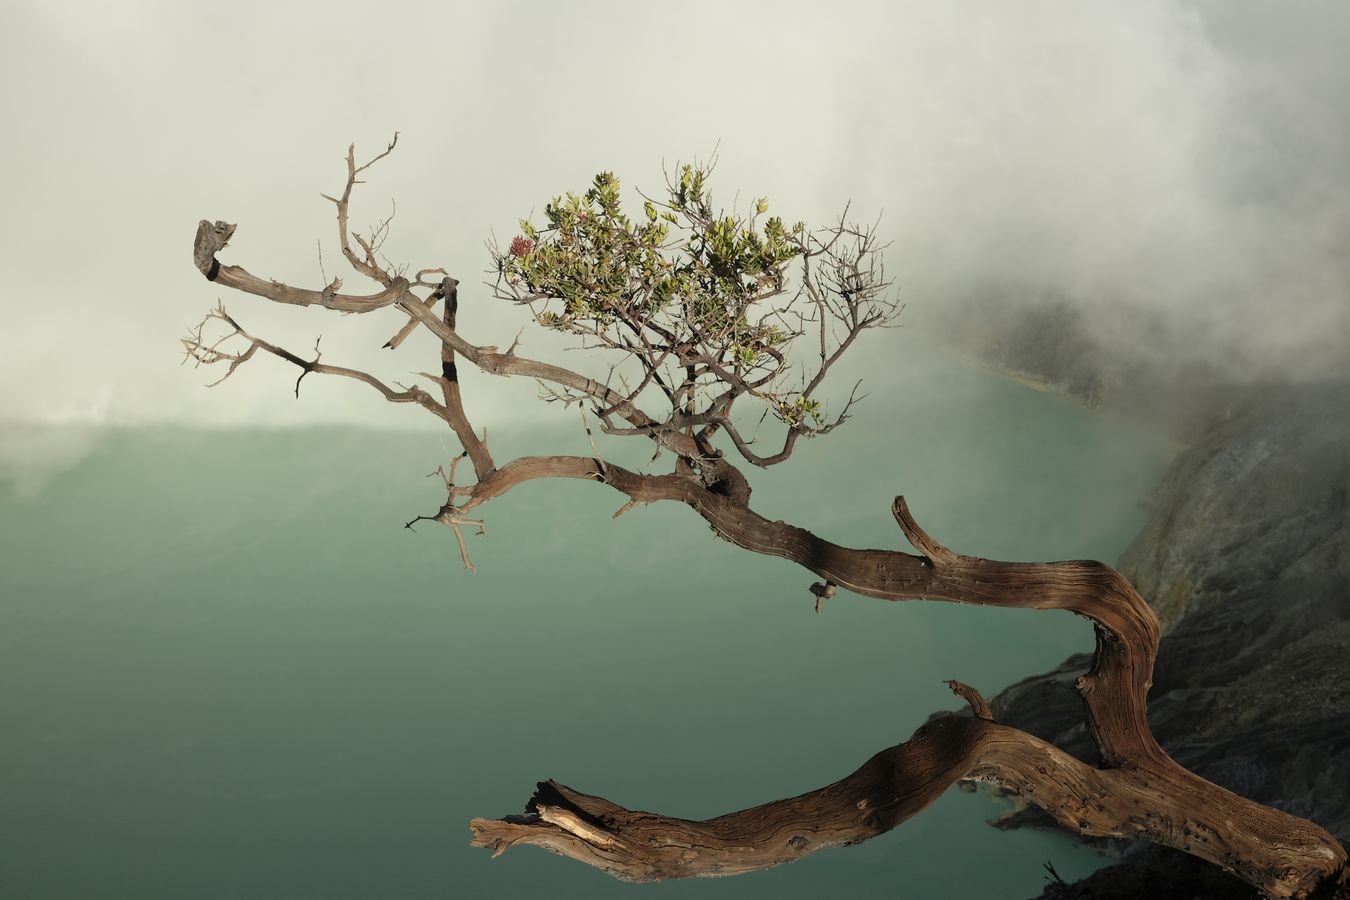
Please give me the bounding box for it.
[894,2,1350,390]
[4,2,1348,431]
[0,346,1173,899]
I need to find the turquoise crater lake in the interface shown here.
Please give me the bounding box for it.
[0,347,1173,898]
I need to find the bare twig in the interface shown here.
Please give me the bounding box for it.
[319,133,401,287]
[182,302,452,416]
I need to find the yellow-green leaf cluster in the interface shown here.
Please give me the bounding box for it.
[499,165,804,366]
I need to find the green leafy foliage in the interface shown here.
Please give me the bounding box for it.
[773,396,825,428]
[492,160,898,459]
[498,165,802,370]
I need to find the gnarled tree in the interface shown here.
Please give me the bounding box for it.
[186,137,1348,899]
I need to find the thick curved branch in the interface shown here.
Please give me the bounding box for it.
[456,461,1346,897]
[471,698,1346,898]
[461,458,1150,765]
[204,252,411,313]
[470,714,984,883]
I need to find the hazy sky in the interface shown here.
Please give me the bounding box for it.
[2,0,1348,433]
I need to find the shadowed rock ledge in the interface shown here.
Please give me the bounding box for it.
[983,379,1350,898]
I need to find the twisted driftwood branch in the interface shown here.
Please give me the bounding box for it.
[189,145,1349,898]
[470,696,1344,896]
[455,468,1346,898]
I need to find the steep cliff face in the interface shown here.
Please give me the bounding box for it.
[982,380,1350,897]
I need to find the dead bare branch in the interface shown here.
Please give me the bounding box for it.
[404,452,488,572]
[319,133,401,287]
[182,303,452,416]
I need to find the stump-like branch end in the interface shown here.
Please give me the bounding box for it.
[891,495,957,566]
[193,219,236,279]
[945,679,995,720]
[809,579,837,613]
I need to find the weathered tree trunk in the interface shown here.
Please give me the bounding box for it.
[465,489,1349,899]
[471,715,1348,897]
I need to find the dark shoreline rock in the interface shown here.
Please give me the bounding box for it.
[963,377,1350,898]
[1036,844,1262,899]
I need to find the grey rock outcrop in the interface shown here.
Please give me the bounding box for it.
[984,380,1350,897]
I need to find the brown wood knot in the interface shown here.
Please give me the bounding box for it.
[810,580,837,614]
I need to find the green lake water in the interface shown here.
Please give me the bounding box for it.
[0,348,1173,898]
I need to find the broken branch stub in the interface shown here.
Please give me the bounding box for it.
[194,219,235,278]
